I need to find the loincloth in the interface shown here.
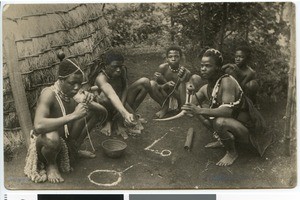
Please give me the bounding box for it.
[24,130,72,183]
[169,97,178,110]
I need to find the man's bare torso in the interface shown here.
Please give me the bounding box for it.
[42,87,77,135]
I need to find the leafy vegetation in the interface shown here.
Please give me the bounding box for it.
[104,2,292,102]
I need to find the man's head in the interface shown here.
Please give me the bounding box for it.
[58,59,84,97]
[166,46,182,68]
[235,46,251,67]
[104,52,125,78]
[200,48,223,80]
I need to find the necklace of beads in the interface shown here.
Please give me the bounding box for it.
[169,65,179,73]
[54,81,71,102]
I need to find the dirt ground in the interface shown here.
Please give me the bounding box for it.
[4,53,297,190]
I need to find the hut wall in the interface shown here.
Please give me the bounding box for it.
[2,4,112,145]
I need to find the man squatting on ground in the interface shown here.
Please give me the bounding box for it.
[148,46,192,118]
[93,52,150,137]
[24,58,107,183]
[182,49,271,166]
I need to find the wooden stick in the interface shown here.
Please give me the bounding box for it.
[184,128,194,151]
[5,23,33,148]
[284,3,296,156]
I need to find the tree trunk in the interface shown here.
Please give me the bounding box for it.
[170,3,175,42]
[197,3,205,47]
[245,5,251,42]
[4,22,33,148]
[284,3,296,156]
[217,3,228,51]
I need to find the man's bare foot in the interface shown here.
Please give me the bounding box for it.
[205,140,224,148]
[136,114,147,124]
[116,125,129,140]
[47,164,64,183]
[216,151,238,166]
[100,121,112,136]
[155,107,168,118]
[78,150,96,158]
[32,170,47,183]
[35,174,47,183]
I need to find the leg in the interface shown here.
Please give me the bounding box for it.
[36,131,64,183]
[148,80,169,118]
[194,113,224,148]
[244,80,259,105]
[175,82,186,108]
[77,113,101,157]
[96,93,115,136]
[126,77,151,111]
[213,117,250,166]
[74,106,107,146]
[70,109,106,158]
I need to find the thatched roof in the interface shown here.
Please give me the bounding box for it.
[3,4,112,130]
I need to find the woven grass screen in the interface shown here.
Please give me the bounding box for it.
[3,4,112,146]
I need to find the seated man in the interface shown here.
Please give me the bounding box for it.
[93,51,150,137]
[182,49,272,166]
[222,46,259,104]
[24,58,107,183]
[149,46,191,118]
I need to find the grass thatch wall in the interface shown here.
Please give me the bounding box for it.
[3,4,112,147]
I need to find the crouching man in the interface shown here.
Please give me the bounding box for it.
[24,58,107,183]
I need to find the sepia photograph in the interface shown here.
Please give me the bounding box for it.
[2,2,296,190]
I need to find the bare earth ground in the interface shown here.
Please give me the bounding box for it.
[4,53,297,190]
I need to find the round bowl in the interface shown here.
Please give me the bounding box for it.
[102,139,127,158]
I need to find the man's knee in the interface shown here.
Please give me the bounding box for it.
[245,80,259,94]
[38,132,61,151]
[187,74,203,92]
[150,80,158,88]
[213,117,233,134]
[214,117,226,130]
[137,77,151,90]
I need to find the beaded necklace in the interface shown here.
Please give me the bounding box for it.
[209,74,243,109]
[51,81,70,138]
[53,81,71,102]
[169,65,179,73]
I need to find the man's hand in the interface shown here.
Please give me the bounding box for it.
[123,112,136,127]
[178,66,191,82]
[154,72,163,81]
[73,103,88,119]
[182,103,200,115]
[222,64,238,73]
[82,91,95,104]
[164,81,176,89]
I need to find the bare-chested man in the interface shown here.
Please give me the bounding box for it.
[93,51,150,137]
[26,58,107,183]
[222,46,259,104]
[182,49,271,166]
[149,46,191,118]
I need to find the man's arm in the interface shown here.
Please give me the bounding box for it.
[154,64,168,84]
[183,78,236,118]
[198,77,236,118]
[191,85,206,106]
[34,89,86,134]
[120,67,128,104]
[240,68,256,88]
[95,74,134,122]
